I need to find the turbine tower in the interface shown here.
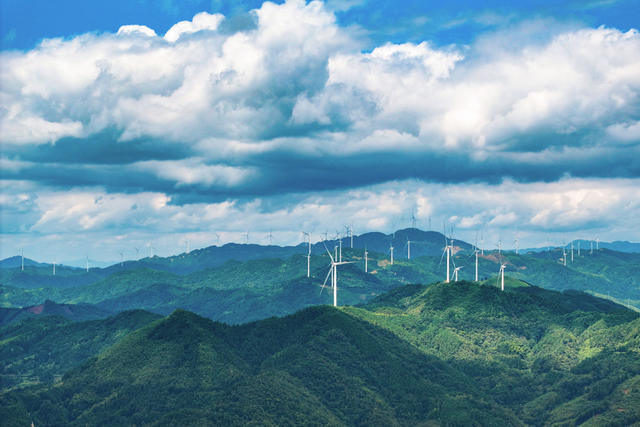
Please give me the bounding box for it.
[321,245,354,307]
[453,266,463,282]
[85,255,89,273]
[440,238,452,283]
[475,247,479,282]
[389,243,394,265]
[53,259,56,276]
[364,246,368,273]
[571,241,574,262]
[407,239,411,260]
[21,249,24,272]
[498,264,506,291]
[303,231,311,278]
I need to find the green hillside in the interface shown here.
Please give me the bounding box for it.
[347,280,640,425]
[0,310,161,391]
[1,281,639,425]
[1,241,639,327]
[1,307,515,426]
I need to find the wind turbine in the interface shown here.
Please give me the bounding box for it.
[571,241,574,262]
[120,251,124,267]
[268,229,273,245]
[596,238,600,250]
[590,240,593,255]
[364,246,368,273]
[214,232,221,246]
[21,249,24,272]
[53,259,56,276]
[389,242,394,265]
[245,232,249,244]
[186,238,191,254]
[475,248,479,282]
[302,231,311,278]
[134,247,140,259]
[497,238,502,255]
[321,245,354,307]
[85,255,89,273]
[498,263,506,291]
[439,236,452,283]
[406,239,411,260]
[345,225,353,249]
[453,266,463,282]
[577,241,580,256]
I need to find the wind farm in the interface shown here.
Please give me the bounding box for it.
[2,0,640,424]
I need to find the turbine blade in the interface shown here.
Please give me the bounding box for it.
[320,266,333,295]
[323,242,334,263]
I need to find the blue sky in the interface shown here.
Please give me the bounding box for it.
[1,0,639,264]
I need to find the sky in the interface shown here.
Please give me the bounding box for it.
[1,0,640,265]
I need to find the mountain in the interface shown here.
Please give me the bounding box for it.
[0,306,516,426]
[0,300,112,326]
[0,310,161,391]
[347,281,640,425]
[2,281,639,425]
[0,256,47,269]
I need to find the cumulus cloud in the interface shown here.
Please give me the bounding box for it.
[2,177,639,262]
[1,2,638,197]
[1,0,639,261]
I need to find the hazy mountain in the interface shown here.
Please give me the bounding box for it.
[0,300,112,327]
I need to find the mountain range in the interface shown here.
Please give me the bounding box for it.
[1,280,638,425]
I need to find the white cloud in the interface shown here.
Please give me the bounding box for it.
[135,159,255,187]
[164,12,224,42]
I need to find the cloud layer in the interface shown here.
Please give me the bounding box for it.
[1,0,639,261]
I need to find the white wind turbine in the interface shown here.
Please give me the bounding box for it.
[571,241,574,262]
[345,225,354,249]
[320,245,355,307]
[389,241,394,265]
[498,263,506,291]
[302,231,311,278]
[85,255,89,273]
[439,235,453,283]
[364,246,369,273]
[453,266,463,282]
[474,232,479,282]
[52,258,56,276]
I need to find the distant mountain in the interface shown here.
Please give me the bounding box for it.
[0,300,113,326]
[523,239,640,254]
[572,239,640,253]
[0,256,47,269]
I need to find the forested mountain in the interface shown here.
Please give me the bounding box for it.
[1,281,638,425]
